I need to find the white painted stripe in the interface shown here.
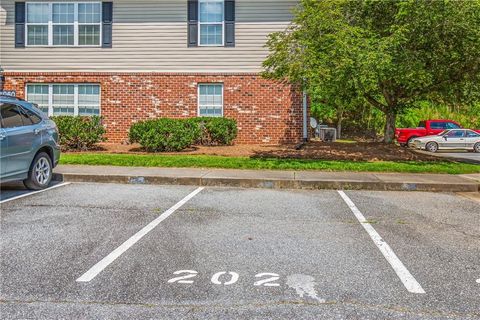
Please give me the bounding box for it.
[0,182,71,204]
[337,190,426,294]
[76,187,205,283]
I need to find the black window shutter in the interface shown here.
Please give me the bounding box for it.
[15,2,26,48]
[187,0,199,47]
[224,0,235,47]
[102,2,113,48]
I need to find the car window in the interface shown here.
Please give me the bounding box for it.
[445,122,460,129]
[446,130,465,138]
[466,131,480,138]
[0,103,25,128]
[418,121,426,128]
[430,122,444,129]
[19,106,42,125]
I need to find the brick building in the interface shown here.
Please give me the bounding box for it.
[0,0,306,144]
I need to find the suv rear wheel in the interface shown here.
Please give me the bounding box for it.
[23,152,53,190]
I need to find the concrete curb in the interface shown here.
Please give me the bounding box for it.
[53,173,480,193]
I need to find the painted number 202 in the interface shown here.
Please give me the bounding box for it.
[168,270,280,287]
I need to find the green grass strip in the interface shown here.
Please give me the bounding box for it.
[60,153,480,174]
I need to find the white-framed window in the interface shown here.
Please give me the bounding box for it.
[198,84,223,117]
[26,2,102,47]
[52,84,75,115]
[26,3,49,45]
[78,84,101,115]
[199,0,224,46]
[26,84,101,116]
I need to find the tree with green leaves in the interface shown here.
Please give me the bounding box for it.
[263,0,480,143]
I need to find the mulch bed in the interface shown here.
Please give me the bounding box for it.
[68,141,442,162]
[250,141,441,162]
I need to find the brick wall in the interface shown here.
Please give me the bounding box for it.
[4,72,304,144]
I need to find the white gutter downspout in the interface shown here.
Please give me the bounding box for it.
[302,87,308,142]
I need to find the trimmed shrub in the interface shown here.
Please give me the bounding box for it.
[205,118,237,145]
[52,116,106,151]
[186,117,238,146]
[129,118,200,152]
[130,117,238,152]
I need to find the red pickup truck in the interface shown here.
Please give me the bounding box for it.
[395,120,463,146]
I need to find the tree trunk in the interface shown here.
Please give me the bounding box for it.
[384,109,397,144]
[336,109,344,140]
[336,118,343,140]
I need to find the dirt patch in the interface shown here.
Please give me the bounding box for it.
[68,140,442,162]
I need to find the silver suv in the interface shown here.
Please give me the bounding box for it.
[0,95,60,190]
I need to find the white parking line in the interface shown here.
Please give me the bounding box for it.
[76,187,205,283]
[337,191,426,294]
[0,182,71,204]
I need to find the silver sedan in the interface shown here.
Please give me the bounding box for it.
[413,129,480,153]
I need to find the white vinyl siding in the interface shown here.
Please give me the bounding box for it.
[26,83,101,116]
[1,0,297,72]
[198,83,223,117]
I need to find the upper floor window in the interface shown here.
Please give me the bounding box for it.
[25,2,102,47]
[199,0,224,46]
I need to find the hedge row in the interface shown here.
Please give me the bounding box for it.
[51,116,238,152]
[188,117,238,146]
[51,116,106,151]
[129,117,237,152]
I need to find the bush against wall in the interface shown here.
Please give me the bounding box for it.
[129,118,200,152]
[187,117,238,146]
[52,116,106,151]
[130,117,238,152]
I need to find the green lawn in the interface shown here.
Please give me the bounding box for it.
[60,153,480,174]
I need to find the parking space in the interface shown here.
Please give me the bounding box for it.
[345,191,480,315]
[0,183,479,319]
[0,181,66,203]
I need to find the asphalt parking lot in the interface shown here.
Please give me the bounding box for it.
[1,183,479,319]
[415,149,480,164]
[437,152,480,164]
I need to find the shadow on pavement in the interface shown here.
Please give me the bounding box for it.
[0,181,62,202]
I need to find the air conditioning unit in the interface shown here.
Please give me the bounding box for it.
[318,127,337,142]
